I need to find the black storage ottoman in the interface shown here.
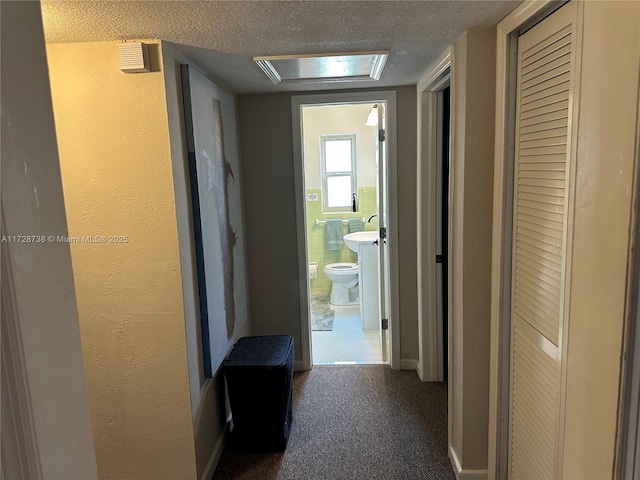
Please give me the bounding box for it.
[222,335,294,452]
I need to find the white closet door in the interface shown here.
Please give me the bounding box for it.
[509,2,577,478]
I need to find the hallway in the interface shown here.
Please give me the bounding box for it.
[213,366,454,479]
[6,1,638,478]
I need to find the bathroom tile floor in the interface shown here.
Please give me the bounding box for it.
[312,304,384,365]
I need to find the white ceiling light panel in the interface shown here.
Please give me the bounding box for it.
[253,51,388,84]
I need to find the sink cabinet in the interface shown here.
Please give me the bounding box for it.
[357,242,380,330]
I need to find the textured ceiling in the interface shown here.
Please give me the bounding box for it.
[41,1,521,94]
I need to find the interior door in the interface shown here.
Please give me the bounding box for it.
[376,103,390,362]
[508,2,577,478]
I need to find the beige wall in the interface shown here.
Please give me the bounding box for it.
[238,86,418,364]
[561,2,640,477]
[236,92,302,349]
[47,41,197,479]
[1,3,98,478]
[449,27,496,472]
[396,86,420,366]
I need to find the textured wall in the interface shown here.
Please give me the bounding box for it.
[238,86,418,364]
[47,41,197,480]
[1,3,98,478]
[449,27,496,472]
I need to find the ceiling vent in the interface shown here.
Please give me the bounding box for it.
[253,51,388,85]
[117,42,150,73]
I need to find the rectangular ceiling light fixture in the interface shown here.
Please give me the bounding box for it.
[253,51,388,84]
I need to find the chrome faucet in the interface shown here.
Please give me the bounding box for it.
[367,214,377,223]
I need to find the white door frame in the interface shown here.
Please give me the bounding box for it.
[618,207,640,479]
[487,1,572,477]
[291,91,400,371]
[1,216,42,479]
[616,93,640,479]
[416,48,451,382]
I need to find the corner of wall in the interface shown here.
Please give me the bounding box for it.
[448,24,497,474]
[449,445,488,480]
[46,39,197,479]
[2,3,98,478]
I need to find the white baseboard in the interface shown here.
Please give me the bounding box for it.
[459,469,488,480]
[449,445,488,480]
[200,414,231,480]
[449,443,463,479]
[400,358,418,371]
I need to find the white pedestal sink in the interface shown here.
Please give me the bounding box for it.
[344,231,378,252]
[343,231,379,330]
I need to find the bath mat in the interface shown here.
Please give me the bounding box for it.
[311,295,334,331]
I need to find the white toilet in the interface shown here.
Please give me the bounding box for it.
[324,263,359,306]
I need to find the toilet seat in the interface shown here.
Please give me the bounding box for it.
[324,262,358,274]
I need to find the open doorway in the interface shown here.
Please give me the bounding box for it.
[301,103,383,364]
[440,86,450,379]
[292,91,399,370]
[417,60,451,383]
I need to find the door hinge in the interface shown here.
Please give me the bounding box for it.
[381,318,389,330]
[378,129,386,142]
[379,226,387,239]
[436,254,443,264]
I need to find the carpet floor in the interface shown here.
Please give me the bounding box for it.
[212,366,455,480]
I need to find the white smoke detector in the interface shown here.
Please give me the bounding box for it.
[117,42,150,73]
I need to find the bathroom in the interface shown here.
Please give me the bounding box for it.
[302,102,383,365]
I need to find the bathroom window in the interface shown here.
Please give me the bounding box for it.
[320,134,357,212]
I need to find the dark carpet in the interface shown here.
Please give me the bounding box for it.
[213,366,455,480]
[310,295,334,331]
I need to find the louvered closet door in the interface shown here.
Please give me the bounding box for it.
[509,2,577,479]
